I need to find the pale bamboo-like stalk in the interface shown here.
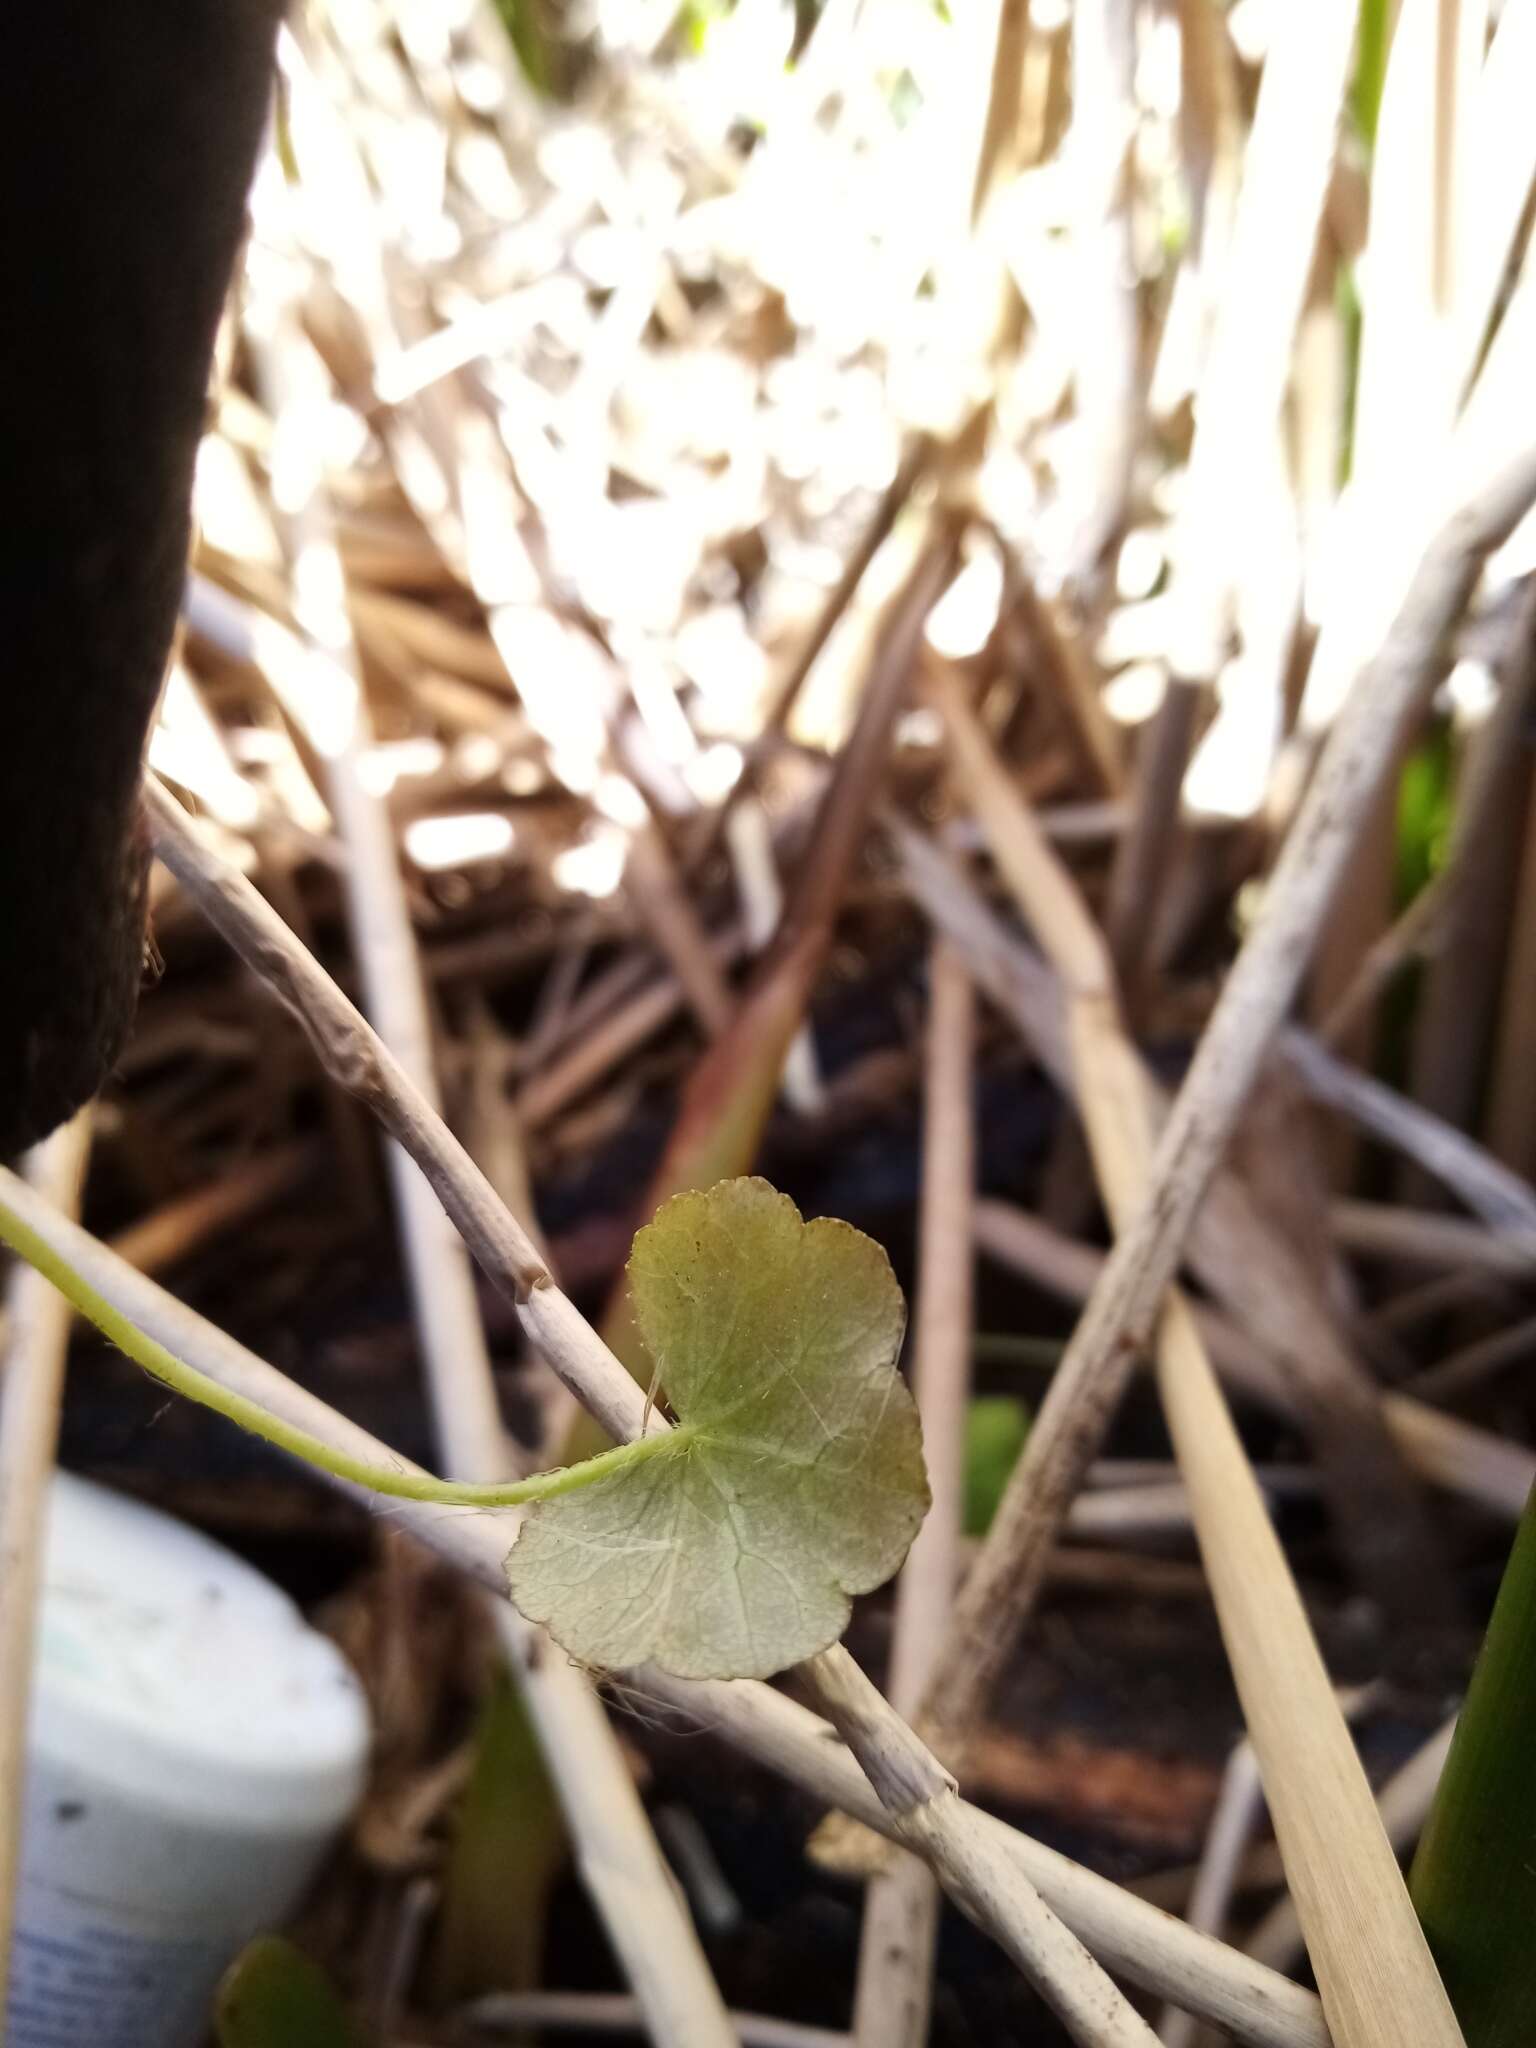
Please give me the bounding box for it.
[851,942,973,2048]
[920,445,1536,1751]
[1246,1718,1457,1975]
[925,672,1467,2048]
[0,1113,92,2032]
[252,317,738,2048]
[0,1164,1311,2047]
[139,779,1162,2046]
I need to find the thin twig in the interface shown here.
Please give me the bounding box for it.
[146,774,647,1440]
[1406,1312,1536,1406]
[1316,875,1449,1052]
[851,941,973,2048]
[1330,1198,1536,1279]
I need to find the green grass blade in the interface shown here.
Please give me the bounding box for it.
[1411,1482,1536,2046]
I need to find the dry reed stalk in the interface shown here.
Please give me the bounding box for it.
[105,1144,313,1273]
[851,942,974,2048]
[462,1991,847,2047]
[922,670,1466,2048]
[1059,0,1139,586]
[1246,1718,1458,1976]
[1167,0,1356,677]
[1305,0,1533,1051]
[588,515,964,1401]
[0,1114,92,2025]
[897,810,1463,1609]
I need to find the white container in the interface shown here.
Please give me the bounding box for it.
[7,1470,370,2048]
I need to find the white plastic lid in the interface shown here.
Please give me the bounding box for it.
[28,1472,370,1836]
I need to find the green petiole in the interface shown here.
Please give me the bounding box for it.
[0,1192,685,1510]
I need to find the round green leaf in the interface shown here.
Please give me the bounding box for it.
[505,1178,929,1680]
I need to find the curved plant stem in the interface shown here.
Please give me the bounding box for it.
[0,1190,686,1511]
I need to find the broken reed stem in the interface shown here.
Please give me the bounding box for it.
[139,780,1157,2045]
[805,1651,1162,2048]
[0,1113,91,2029]
[1281,1027,1536,1249]
[920,443,1536,1752]
[851,940,974,2048]
[971,1195,1536,1523]
[924,669,1467,2048]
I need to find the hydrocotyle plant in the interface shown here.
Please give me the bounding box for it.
[0,1176,929,1682]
